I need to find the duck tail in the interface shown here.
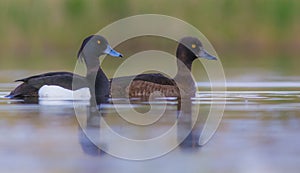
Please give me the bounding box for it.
[5,92,16,99]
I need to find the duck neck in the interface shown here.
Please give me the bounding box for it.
[174,58,194,83]
[174,58,196,97]
[85,57,109,103]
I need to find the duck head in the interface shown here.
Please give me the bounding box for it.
[77,35,123,64]
[176,37,217,67]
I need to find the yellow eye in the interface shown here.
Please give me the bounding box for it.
[191,44,196,48]
[97,40,101,45]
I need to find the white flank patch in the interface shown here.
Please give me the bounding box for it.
[38,85,91,100]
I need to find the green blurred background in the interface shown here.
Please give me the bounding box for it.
[0,0,299,80]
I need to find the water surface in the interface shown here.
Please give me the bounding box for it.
[0,75,299,173]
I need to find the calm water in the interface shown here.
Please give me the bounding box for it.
[0,73,300,173]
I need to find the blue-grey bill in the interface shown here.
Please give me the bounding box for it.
[199,50,217,60]
[105,46,123,57]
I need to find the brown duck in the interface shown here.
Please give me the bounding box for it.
[110,37,217,98]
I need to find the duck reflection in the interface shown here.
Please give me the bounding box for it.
[177,98,202,149]
[78,97,206,157]
[78,103,107,156]
[78,126,104,156]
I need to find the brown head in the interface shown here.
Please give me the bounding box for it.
[176,37,217,70]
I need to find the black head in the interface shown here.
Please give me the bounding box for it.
[77,35,123,62]
[176,37,217,64]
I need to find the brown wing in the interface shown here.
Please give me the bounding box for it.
[110,73,179,98]
[127,80,180,97]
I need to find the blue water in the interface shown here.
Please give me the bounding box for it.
[0,77,299,172]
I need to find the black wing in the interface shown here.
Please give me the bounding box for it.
[15,71,88,90]
[7,72,88,98]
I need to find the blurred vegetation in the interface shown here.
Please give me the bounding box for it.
[0,0,299,77]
